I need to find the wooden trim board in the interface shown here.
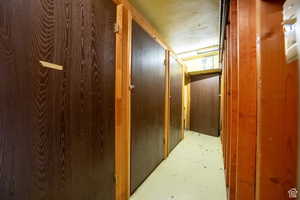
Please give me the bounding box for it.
[188,69,222,76]
[182,51,219,61]
[115,4,132,200]
[164,50,170,158]
[181,65,186,139]
[235,0,257,199]
[228,0,238,199]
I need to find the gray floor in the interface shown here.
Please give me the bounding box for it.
[130,131,227,200]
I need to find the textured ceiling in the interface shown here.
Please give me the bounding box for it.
[129,0,220,53]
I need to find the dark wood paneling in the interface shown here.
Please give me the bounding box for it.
[0,0,116,199]
[190,74,220,137]
[130,21,165,193]
[169,57,183,152]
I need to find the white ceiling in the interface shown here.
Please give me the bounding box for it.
[129,0,221,53]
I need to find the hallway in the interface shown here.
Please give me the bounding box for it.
[131,131,227,200]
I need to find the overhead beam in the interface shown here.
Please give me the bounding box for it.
[177,45,219,55]
[183,51,219,61]
[187,68,222,76]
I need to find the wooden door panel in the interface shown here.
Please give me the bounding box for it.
[169,57,183,152]
[190,74,220,137]
[130,21,165,193]
[0,0,116,199]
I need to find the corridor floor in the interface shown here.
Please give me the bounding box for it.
[130,131,227,200]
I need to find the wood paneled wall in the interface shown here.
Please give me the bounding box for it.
[130,21,165,194]
[190,74,220,137]
[169,56,183,152]
[256,0,298,199]
[297,1,300,195]
[115,4,132,200]
[227,0,238,199]
[235,0,258,198]
[222,0,258,199]
[221,0,299,200]
[0,0,116,199]
[222,0,239,199]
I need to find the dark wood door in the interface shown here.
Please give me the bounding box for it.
[190,74,220,137]
[169,57,183,152]
[130,21,165,193]
[0,0,116,199]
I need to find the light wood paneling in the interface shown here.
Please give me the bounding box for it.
[228,0,238,199]
[184,75,191,130]
[187,69,222,76]
[115,4,132,200]
[235,0,257,199]
[256,1,298,199]
[164,50,170,158]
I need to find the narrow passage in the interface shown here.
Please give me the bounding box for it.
[131,131,227,200]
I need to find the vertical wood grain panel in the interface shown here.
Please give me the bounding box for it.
[115,4,132,200]
[222,42,229,169]
[0,0,116,199]
[169,56,183,152]
[235,0,257,199]
[297,1,300,195]
[225,26,232,186]
[228,0,238,199]
[256,1,298,199]
[0,1,33,199]
[190,74,220,137]
[181,66,185,140]
[184,75,191,130]
[164,50,170,158]
[130,21,165,194]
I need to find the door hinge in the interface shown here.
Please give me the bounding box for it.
[164,59,167,66]
[114,23,120,33]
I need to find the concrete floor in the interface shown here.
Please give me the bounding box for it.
[130,130,227,200]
